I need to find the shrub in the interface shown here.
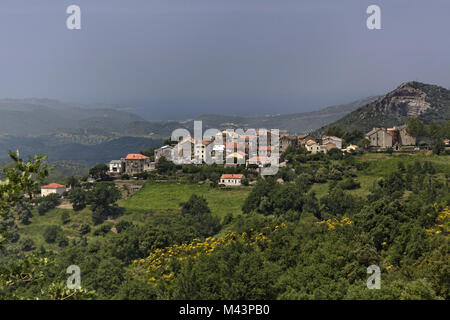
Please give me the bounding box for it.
[43,225,63,243]
[19,238,35,251]
[93,224,111,236]
[79,224,91,235]
[115,220,134,233]
[61,211,70,224]
[68,187,87,211]
[338,177,361,190]
[37,194,60,216]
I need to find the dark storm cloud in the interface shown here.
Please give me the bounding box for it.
[0,0,449,120]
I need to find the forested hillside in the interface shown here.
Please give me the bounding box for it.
[0,136,163,165]
[1,150,448,300]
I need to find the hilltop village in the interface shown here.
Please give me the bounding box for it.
[106,126,419,176]
[36,123,449,197]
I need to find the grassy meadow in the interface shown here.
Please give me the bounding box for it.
[119,182,250,218]
[18,182,251,249]
[310,152,449,199]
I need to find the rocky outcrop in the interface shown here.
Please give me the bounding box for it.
[318,81,450,133]
[372,82,431,118]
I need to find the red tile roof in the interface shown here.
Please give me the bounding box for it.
[41,183,65,189]
[247,156,271,162]
[220,174,244,179]
[125,154,149,160]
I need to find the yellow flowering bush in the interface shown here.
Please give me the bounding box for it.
[425,206,450,237]
[319,217,353,230]
[133,224,286,284]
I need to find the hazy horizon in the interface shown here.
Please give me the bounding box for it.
[1,0,449,120]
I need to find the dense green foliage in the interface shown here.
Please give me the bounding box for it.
[87,183,122,224]
[67,187,87,211]
[37,194,60,216]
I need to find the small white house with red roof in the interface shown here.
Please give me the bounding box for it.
[41,183,66,197]
[220,174,245,186]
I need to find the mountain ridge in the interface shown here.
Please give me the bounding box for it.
[316,81,450,134]
[123,96,378,136]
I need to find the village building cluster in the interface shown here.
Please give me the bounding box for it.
[38,124,447,193]
[109,130,280,176]
[107,125,422,179]
[107,130,358,179]
[365,125,416,151]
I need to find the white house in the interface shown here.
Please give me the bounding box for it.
[212,143,225,163]
[41,183,66,197]
[154,145,174,163]
[220,174,244,186]
[194,140,212,163]
[109,160,124,174]
[173,138,195,164]
[305,140,327,154]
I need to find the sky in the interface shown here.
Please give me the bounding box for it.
[0,0,449,120]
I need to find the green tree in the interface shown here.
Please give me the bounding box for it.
[67,176,80,188]
[68,187,87,211]
[43,225,63,243]
[79,224,91,235]
[16,201,33,225]
[360,138,371,149]
[180,195,220,237]
[426,121,443,140]
[181,194,211,216]
[140,147,157,161]
[0,151,50,212]
[0,211,20,244]
[89,164,109,180]
[37,193,60,216]
[156,156,176,175]
[61,211,70,225]
[342,129,363,145]
[1,151,49,246]
[19,237,35,251]
[325,125,345,138]
[432,139,445,155]
[242,177,278,214]
[87,183,122,224]
[406,118,425,142]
